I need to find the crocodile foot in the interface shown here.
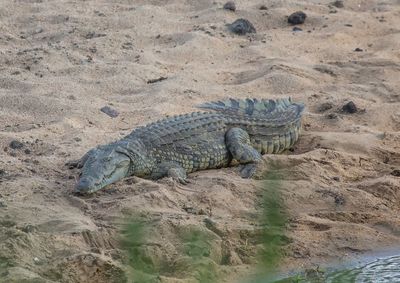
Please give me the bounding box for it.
[168,168,190,185]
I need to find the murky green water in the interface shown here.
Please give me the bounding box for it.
[275,255,400,283]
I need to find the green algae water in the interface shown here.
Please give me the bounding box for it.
[327,255,400,283]
[274,255,400,283]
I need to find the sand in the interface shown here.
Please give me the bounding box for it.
[0,0,400,282]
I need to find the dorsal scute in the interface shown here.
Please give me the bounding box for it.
[197,97,304,119]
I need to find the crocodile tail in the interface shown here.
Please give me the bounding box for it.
[197,97,304,119]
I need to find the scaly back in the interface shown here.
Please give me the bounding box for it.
[198,97,305,153]
[197,97,304,126]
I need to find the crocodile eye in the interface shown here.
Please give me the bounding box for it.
[103,157,112,162]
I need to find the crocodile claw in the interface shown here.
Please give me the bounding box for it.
[240,163,258,178]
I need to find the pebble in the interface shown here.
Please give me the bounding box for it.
[147,77,167,84]
[229,18,256,35]
[85,32,106,39]
[292,27,303,32]
[342,101,358,113]
[100,106,119,118]
[327,113,338,119]
[354,48,363,52]
[288,11,307,25]
[259,5,268,10]
[22,224,36,233]
[318,102,334,112]
[223,1,236,11]
[391,170,400,177]
[331,0,344,8]
[9,140,24,149]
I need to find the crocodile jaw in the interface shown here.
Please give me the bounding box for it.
[75,149,131,194]
[76,166,129,193]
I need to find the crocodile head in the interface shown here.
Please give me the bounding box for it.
[76,145,131,194]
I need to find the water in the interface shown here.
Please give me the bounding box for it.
[327,255,400,283]
[274,255,400,283]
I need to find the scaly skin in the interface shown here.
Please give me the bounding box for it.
[70,98,304,193]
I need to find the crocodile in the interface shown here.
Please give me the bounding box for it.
[69,98,304,193]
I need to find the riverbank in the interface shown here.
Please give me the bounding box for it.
[0,0,400,282]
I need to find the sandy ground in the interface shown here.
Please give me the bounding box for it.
[1,0,400,282]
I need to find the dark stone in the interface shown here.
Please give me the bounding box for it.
[100,106,119,118]
[342,101,358,113]
[223,1,236,11]
[21,224,36,233]
[332,176,340,181]
[345,24,353,27]
[327,113,338,119]
[9,140,24,149]
[334,195,345,205]
[259,5,268,10]
[354,47,363,52]
[147,77,167,84]
[318,102,333,112]
[229,18,256,35]
[24,149,31,154]
[331,0,344,8]
[288,11,307,25]
[84,32,106,39]
[292,27,303,32]
[391,170,400,177]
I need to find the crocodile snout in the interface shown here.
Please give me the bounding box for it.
[75,177,96,193]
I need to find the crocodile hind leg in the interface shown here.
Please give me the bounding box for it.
[151,162,189,184]
[226,127,263,178]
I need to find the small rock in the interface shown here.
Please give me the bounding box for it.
[9,140,24,149]
[391,170,400,177]
[288,11,307,25]
[318,102,334,112]
[292,27,303,32]
[334,195,345,205]
[74,137,82,142]
[344,24,353,27]
[342,101,358,114]
[331,0,344,8]
[85,32,106,39]
[24,149,31,155]
[147,77,167,84]
[259,5,268,10]
[100,106,119,118]
[0,169,6,176]
[183,204,198,214]
[354,47,363,52]
[327,113,338,119]
[21,224,36,233]
[332,176,340,181]
[223,1,236,11]
[229,18,256,35]
[33,257,42,265]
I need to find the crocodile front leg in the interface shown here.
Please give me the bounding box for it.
[151,161,189,184]
[226,127,263,178]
